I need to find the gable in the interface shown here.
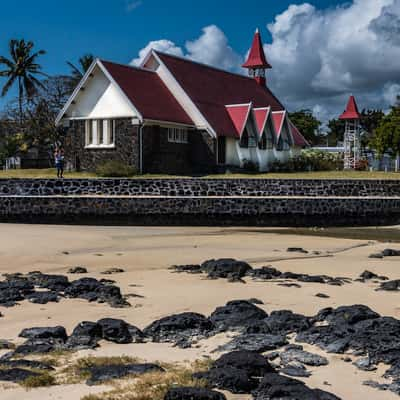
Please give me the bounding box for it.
[65,65,137,120]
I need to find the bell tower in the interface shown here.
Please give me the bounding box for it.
[242,28,272,86]
[339,95,362,170]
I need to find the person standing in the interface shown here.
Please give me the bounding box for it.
[54,147,65,179]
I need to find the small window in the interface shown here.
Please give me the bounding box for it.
[168,128,188,143]
[85,120,93,146]
[98,120,104,145]
[109,120,115,145]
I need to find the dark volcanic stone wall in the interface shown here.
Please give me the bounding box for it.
[0,178,399,197]
[0,196,399,226]
[0,179,399,226]
[64,119,139,171]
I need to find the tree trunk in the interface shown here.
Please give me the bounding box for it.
[18,78,23,127]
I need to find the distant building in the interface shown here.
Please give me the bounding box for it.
[56,30,308,174]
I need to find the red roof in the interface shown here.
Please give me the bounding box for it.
[155,51,284,137]
[272,111,286,137]
[242,30,272,69]
[253,107,271,136]
[226,104,252,137]
[101,60,193,125]
[289,121,309,147]
[339,95,361,120]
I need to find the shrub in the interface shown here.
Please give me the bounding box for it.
[270,150,343,172]
[242,159,259,173]
[96,160,137,177]
[20,372,56,388]
[355,159,369,171]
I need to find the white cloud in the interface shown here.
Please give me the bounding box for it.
[131,25,242,72]
[185,25,243,72]
[130,1,400,122]
[383,83,400,105]
[265,0,400,120]
[131,40,183,66]
[125,0,142,12]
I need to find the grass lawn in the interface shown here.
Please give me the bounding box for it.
[0,168,399,179]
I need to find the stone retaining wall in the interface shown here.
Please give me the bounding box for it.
[0,178,399,197]
[0,179,399,226]
[0,195,399,227]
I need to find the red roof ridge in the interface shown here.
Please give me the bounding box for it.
[153,50,260,82]
[100,59,156,74]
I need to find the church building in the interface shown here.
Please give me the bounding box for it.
[56,30,309,174]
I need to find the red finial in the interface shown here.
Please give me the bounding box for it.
[242,29,272,70]
[339,95,361,120]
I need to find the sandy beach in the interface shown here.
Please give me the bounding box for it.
[0,224,400,399]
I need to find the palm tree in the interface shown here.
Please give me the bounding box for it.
[0,39,47,123]
[67,54,95,83]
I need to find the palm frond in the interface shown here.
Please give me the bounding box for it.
[1,75,16,97]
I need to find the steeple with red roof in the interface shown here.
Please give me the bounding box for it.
[242,29,272,87]
[339,95,361,120]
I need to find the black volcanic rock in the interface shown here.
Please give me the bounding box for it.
[143,312,213,346]
[0,368,41,383]
[378,280,400,291]
[85,363,163,385]
[195,351,275,394]
[201,259,252,279]
[68,267,88,274]
[253,373,341,399]
[65,321,102,350]
[19,326,67,341]
[209,300,267,332]
[97,318,133,344]
[164,387,227,400]
[216,334,287,353]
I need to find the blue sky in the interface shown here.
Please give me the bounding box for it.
[0,0,399,122]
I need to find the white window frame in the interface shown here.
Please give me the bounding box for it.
[167,127,189,144]
[85,119,116,148]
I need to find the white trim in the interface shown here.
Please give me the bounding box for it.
[97,60,143,122]
[272,110,286,137]
[143,119,196,129]
[55,60,98,125]
[254,107,271,137]
[225,102,253,137]
[84,144,116,150]
[150,50,217,139]
[55,59,144,126]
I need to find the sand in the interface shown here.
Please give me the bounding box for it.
[0,223,399,399]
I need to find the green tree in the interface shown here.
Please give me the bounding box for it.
[0,39,47,123]
[67,54,95,86]
[360,109,384,149]
[288,109,321,145]
[372,101,400,159]
[326,118,346,146]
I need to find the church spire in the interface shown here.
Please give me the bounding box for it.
[242,28,272,86]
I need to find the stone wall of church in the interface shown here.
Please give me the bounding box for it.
[63,119,139,172]
[64,121,217,174]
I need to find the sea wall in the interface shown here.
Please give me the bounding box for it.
[0,178,400,197]
[0,178,399,226]
[0,195,399,226]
